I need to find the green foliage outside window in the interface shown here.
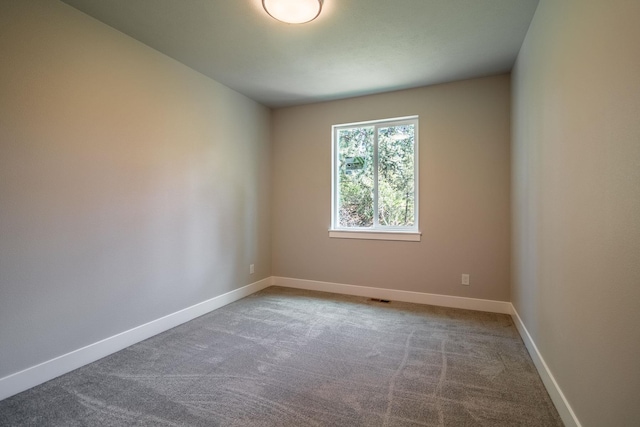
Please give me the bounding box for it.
[337,122,415,228]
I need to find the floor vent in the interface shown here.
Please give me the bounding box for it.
[370,298,391,303]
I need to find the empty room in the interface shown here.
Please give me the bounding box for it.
[1,0,638,426]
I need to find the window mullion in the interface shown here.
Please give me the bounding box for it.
[373,126,379,229]
[332,127,338,228]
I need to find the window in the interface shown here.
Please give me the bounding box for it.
[330,116,420,241]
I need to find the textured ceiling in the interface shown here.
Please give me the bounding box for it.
[60,0,539,107]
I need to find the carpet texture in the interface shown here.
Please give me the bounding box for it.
[0,286,563,426]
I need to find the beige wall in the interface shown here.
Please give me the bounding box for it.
[272,75,511,301]
[512,0,640,425]
[0,0,271,378]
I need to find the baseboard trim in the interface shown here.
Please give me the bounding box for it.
[273,277,576,424]
[0,275,579,427]
[0,277,272,402]
[510,304,581,427]
[273,276,511,314]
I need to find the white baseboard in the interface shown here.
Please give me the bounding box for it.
[273,277,577,425]
[0,274,580,427]
[273,276,512,314]
[0,277,272,402]
[510,304,581,427]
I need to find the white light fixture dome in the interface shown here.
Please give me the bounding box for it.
[262,0,323,24]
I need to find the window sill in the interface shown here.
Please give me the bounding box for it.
[328,229,421,242]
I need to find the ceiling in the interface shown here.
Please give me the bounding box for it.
[60,0,540,108]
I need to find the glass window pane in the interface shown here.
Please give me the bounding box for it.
[377,125,415,227]
[338,126,374,227]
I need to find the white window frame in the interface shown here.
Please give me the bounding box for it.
[330,116,421,242]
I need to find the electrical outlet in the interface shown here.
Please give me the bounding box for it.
[250,264,255,274]
[462,274,470,286]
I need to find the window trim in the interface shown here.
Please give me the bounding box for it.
[330,116,420,240]
[328,229,421,242]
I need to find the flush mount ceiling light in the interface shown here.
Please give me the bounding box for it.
[262,0,323,24]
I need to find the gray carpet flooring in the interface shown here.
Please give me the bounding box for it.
[0,286,563,426]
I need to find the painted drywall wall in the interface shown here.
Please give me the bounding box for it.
[0,0,271,379]
[272,75,511,301]
[512,0,640,425]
